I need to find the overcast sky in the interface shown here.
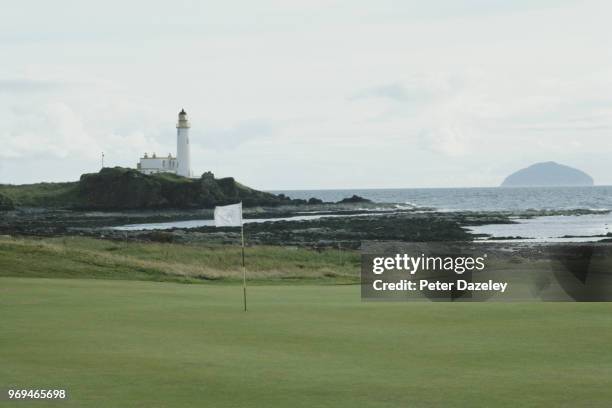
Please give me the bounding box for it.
[1,0,612,189]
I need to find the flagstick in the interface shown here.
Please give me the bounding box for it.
[241,222,247,312]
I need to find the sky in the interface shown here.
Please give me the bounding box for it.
[1,0,612,189]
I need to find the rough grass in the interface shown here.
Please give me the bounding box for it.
[2,278,612,407]
[0,181,80,207]
[0,236,359,283]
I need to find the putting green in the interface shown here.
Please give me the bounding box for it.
[2,278,612,407]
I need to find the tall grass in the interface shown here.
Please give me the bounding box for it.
[0,236,359,283]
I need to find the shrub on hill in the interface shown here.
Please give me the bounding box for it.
[0,193,14,210]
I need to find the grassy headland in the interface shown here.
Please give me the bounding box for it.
[0,181,78,208]
[0,167,322,210]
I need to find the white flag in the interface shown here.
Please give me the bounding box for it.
[214,203,243,227]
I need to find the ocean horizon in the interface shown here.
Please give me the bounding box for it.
[271,186,612,212]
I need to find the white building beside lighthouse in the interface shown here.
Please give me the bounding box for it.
[137,109,193,177]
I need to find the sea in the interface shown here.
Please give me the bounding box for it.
[272,186,612,242]
[116,186,612,242]
[271,186,612,212]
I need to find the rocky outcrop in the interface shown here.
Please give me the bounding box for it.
[77,167,296,209]
[336,195,372,204]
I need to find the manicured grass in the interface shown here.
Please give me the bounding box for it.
[0,236,359,283]
[2,277,612,407]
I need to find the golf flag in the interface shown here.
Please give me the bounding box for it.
[214,203,243,227]
[214,202,248,311]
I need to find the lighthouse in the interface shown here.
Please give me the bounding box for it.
[136,109,195,177]
[176,108,192,177]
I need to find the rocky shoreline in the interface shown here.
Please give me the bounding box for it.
[2,203,608,249]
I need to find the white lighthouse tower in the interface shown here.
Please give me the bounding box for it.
[176,108,192,178]
[136,109,194,176]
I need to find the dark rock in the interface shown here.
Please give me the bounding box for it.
[201,171,215,181]
[79,167,167,209]
[148,231,175,243]
[336,195,372,204]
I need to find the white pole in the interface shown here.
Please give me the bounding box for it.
[241,222,247,312]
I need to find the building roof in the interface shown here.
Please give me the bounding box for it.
[140,155,176,160]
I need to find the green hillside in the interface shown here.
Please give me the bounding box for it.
[0,182,77,208]
[0,167,297,210]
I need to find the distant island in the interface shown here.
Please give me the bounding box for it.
[501,161,594,187]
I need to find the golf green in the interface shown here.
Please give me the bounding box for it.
[2,277,612,407]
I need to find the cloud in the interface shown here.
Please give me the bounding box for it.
[350,75,465,104]
[195,119,276,150]
[1,102,100,160]
[417,126,472,157]
[350,82,418,102]
[0,79,68,94]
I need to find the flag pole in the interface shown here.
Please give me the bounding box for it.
[214,202,247,311]
[241,216,247,312]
